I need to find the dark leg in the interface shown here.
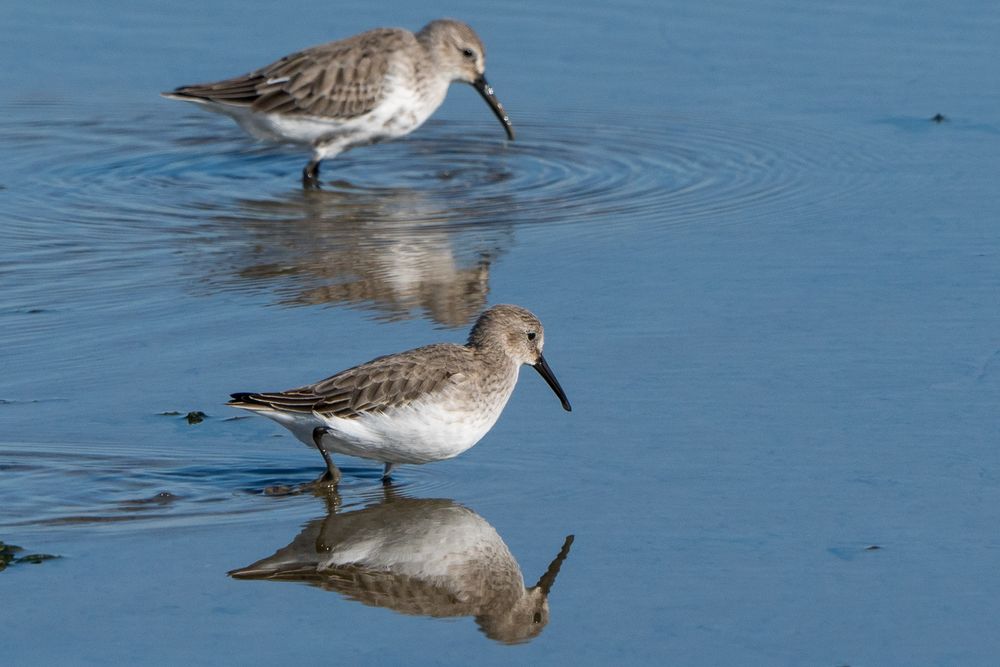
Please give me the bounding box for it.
[259,429,340,496]
[381,462,395,482]
[312,427,341,486]
[302,158,322,188]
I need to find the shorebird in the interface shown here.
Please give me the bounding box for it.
[162,19,515,186]
[229,305,571,485]
[230,492,574,644]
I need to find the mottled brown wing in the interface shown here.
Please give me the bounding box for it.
[229,344,469,419]
[315,566,477,617]
[169,28,411,119]
[232,564,472,617]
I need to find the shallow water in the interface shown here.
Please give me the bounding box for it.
[3,0,1000,663]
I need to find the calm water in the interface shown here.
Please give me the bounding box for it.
[3,0,1000,664]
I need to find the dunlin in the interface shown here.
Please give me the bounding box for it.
[230,492,574,644]
[229,305,571,484]
[163,19,514,186]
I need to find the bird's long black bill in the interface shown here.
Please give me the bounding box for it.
[535,535,575,595]
[472,75,515,141]
[533,354,572,412]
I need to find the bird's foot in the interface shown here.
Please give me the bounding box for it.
[302,161,322,189]
[261,469,340,497]
[317,468,342,487]
[262,482,303,496]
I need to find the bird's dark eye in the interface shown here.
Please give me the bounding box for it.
[527,332,536,341]
[533,612,542,624]
[461,48,476,59]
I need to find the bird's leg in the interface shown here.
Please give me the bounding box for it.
[319,487,341,514]
[379,477,403,504]
[381,462,395,483]
[312,427,341,486]
[262,426,341,496]
[302,158,322,189]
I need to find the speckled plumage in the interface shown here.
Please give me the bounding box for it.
[228,305,571,482]
[233,343,481,420]
[168,28,411,120]
[163,19,514,185]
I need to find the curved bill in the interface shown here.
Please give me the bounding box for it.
[533,354,572,412]
[472,75,515,141]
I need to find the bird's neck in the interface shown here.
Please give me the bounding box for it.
[469,341,517,374]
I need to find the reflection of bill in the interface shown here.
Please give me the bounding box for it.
[230,491,574,644]
[201,186,514,328]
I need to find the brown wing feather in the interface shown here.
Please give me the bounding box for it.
[168,28,412,120]
[231,563,477,617]
[229,344,471,419]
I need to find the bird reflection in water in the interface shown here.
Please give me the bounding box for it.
[230,488,574,644]
[202,183,514,328]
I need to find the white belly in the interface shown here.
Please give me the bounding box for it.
[185,75,449,157]
[244,366,518,465]
[318,394,504,464]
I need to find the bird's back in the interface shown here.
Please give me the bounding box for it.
[228,343,477,419]
[164,27,422,120]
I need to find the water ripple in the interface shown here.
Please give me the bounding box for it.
[1,103,887,236]
[0,442,453,533]
[0,101,892,327]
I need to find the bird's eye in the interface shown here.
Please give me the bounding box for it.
[461,48,476,59]
[527,332,536,341]
[533,612,542,624]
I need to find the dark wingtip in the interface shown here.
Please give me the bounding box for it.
[228,392,253,404]
[227,566,260,578]
[162,87,207,102]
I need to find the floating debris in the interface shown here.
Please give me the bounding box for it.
[0,541,22,567]
[864,545,882,551]
[931,113,947,123]
[0,541,60,571]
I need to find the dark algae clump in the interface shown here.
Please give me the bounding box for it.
[158,410,208,424]
[185,411,207,424]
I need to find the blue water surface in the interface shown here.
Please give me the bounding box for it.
[2,0,999,664]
